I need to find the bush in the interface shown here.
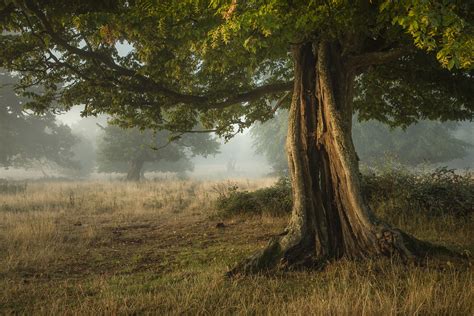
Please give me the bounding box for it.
[363,167,473,217]
[214,177,292,216]
[215,168,473,217]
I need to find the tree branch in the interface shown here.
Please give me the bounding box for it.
[210,82,293,109]
[346,48,409,73]
[270,90,291,114]
[24,1,206,103]
[178,129,218,133]
[21,2,293,109]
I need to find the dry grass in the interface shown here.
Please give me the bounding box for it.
[0,179,472,315]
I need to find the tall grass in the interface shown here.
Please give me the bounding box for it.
[0,176,472,315]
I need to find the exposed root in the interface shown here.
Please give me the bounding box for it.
[226,228,469,277]
[376,228,468,266]
[226,232,323,277]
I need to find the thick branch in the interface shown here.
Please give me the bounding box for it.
[24,2,205,103]
[346,48,409,74]
[22,2,293,109]
[211,82,293,109]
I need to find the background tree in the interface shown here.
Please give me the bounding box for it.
[251,110,289,175]
[1,1,472,273]
[252,110,471,173]
[0,71,79,175]
[97,125,220,181]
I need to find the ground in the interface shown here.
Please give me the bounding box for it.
[0,179,473,314]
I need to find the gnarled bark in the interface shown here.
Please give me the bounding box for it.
[227,42,460,276]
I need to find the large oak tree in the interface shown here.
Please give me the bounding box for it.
[1,1,472,273]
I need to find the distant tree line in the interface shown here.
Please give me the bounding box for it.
[1,71,220,180]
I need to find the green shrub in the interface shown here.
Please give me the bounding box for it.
[215,177,291,216]
[363,167,473,217]
[215,168,473,217]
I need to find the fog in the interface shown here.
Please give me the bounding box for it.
[60,110,273,180]
[0,103,471,181]
[0,106,272,180]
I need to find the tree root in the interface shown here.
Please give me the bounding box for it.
[226,232,323,277]
[377,228,468,266]
[226,228,469,277]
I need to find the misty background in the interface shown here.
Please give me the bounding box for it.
[1,102,472,181]
[0,104,272,180]
[1,42,472,181]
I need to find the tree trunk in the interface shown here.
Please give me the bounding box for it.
[228,42,457,276]
[126,159,144,181]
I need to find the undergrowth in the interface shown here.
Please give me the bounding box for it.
[215,167,473,217]
[214,177,292,216]
[0,178,472,314]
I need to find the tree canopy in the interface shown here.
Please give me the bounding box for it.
[0,1,471,135]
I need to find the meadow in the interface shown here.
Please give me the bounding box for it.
[0,176,473,315]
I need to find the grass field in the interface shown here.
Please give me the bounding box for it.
[0,179,473,315]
